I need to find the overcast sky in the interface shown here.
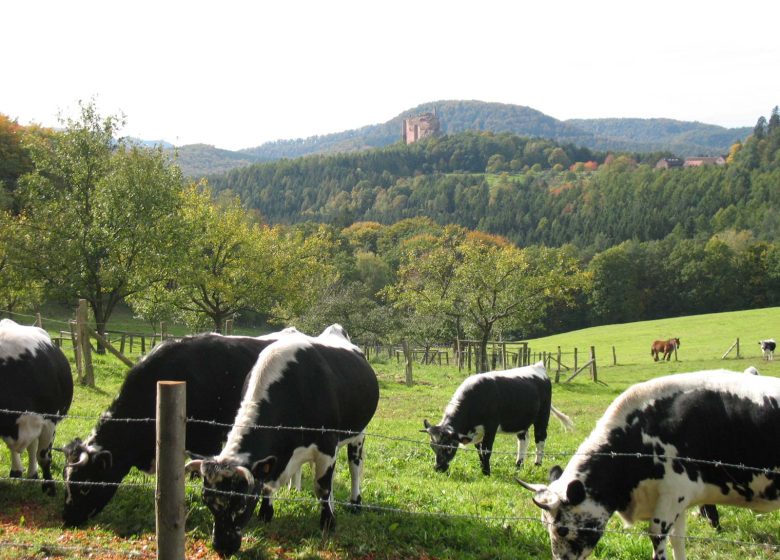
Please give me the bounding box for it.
[3,0,778,151]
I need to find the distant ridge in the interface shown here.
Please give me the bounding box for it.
[167,100,751,177]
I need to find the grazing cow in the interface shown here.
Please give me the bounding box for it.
[61,328,297,526]
[185,325,379,558]
[0,319,73,495]
[422,362,573,476]
[518,370,780,560]
[651,338,680,361]
[759,339,776,361]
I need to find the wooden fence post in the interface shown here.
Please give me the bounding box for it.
[77,299,94,387]
[225,319,233,336]
[35,313,42,328]
[590,346,598,383]
[69,320,82,377]
[612,346,617,366]
[156,381,186,560]
[736,338,740,359]
[574,347,578,373]
[401,340,413,386]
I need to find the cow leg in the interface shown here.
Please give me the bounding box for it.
[515,431,529,467]
[25,437,40,479]
[37,420,57,495]
[313,452,338,532]
[346,435,365,512]
[699,504,720,530]
[8,447,24,478]
[534,439,546,466]
[476,431,496,476]
[669,512,687,560]
[259,494,274,523]
[288,465,303,491]
[649,497,686,560]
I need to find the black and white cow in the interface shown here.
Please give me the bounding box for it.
[185,325,379,558]
[760,339,775,361]
[0,319,73,495]
[518,370,780,560]
[61,328,297,526]
[423,361,573,476]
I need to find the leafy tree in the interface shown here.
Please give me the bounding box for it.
[12,101,187,342]
[0,212,43,312]
[587,242,643,324]
[0,114,35,211]
[131,185,332,333]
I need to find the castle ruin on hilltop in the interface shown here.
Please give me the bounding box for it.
[402,111,440,144]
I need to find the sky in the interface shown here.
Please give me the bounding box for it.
[3,0,779,151]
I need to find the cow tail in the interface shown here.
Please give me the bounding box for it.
[550,405,574,431]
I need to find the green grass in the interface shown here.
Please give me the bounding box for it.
[2,307,780,559]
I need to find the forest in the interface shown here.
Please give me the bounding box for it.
[1,104,779,350]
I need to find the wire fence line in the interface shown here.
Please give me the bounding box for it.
[3,406,780,477]
[3,475,780,555]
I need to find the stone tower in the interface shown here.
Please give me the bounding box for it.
[402,111,440,144]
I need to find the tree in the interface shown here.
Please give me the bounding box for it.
[12,101,187,343]
[0,212,43,312]
[384,225,468,349]
[587,242,643,324]
[388,229,584,372]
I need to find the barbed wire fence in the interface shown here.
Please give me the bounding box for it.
[2,407,780,558]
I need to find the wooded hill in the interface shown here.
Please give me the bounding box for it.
[208,119,779,250]
[172,100,751,177]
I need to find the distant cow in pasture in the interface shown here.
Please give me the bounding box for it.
[0,319,73,495]
[760,339,775,361]
[423,362,573,476]
[61,328,298,526]
[186,325,379,558]
[518,370,780,560]
[651,337,680,361]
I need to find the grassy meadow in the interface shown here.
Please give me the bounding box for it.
[1,307,779,559]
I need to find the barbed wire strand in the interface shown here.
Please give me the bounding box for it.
[3,475,779,554]
[3,406,780,476]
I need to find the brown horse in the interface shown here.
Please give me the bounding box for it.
[651,338,680,361]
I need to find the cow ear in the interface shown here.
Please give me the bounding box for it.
[95,450,112,470]
[459,435,472,445]
[549,465,563,482]
[421,419,432,433]
[251,456,276,479]
[566,479,586,506]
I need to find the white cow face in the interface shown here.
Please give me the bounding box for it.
[518,469,609,560]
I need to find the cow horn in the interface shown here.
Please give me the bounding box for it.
[235,466,255,490]
[514,477,547,493]
[69,451,90,468]
[184,459,204,475]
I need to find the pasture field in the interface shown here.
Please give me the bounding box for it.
[1,307,779,559]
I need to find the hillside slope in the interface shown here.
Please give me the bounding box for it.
[172,100,751,177]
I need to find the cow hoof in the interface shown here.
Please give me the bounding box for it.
[515,460,524,468]
[481,469,491,476]
[347,495,362,514]
[9,470,22,478]
[259,501,274,523]
[534,461,542,467]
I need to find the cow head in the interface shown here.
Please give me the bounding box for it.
[60,438,121,526]
[185,456,274,558]
[422,419,467,473]
[517,467,609,560]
